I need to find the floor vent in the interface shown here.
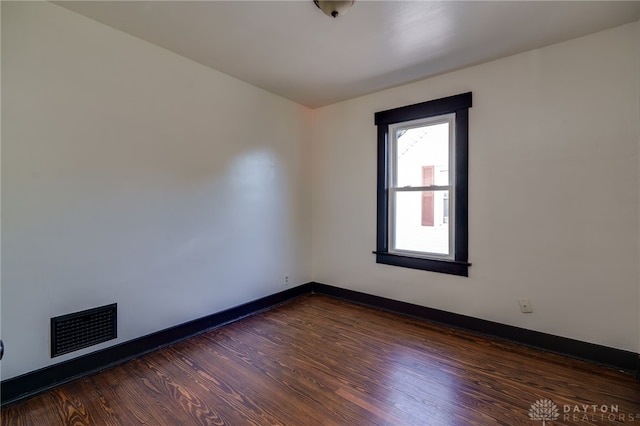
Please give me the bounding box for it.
[51,304,117,358]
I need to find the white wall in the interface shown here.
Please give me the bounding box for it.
[311,22,640,352]
[2,3,638,384]
[1,2,312,380]
[637,20,640,355]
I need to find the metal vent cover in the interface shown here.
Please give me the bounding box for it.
[51,304,117,357]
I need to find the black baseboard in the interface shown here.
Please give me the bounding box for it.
[3,281,638,407]
[0,283,313,407]
[311,282,640,375]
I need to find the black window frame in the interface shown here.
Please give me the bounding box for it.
[374,92,472,277]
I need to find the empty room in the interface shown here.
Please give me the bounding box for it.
[2,1,640,424]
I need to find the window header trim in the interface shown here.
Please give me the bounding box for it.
[375,92,472,126]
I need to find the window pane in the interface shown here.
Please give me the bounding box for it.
[395,122,449,188]
[393,191,449,255]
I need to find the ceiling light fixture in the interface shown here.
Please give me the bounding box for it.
[314,0,354,18]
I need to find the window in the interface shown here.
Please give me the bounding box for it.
[374,92,472,276]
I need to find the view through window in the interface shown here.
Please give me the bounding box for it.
[390,117,453,257]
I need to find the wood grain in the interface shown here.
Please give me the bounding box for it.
[2,294,639,425]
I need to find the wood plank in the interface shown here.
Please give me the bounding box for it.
[2,294,639,425]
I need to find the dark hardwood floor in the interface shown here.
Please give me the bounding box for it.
[2,294,639,425]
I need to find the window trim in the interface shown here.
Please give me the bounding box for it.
[374,92,472,277]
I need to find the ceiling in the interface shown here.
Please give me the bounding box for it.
[55,1,640,108]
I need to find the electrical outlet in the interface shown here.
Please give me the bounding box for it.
[518,298,533,313]
[284,274,289,287]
